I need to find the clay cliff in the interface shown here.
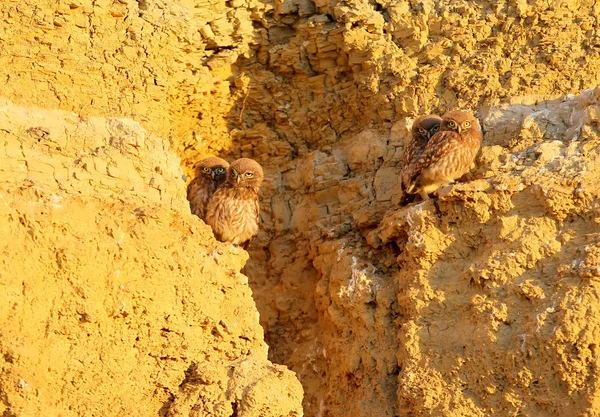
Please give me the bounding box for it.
[2,0,600,416]
[0,99,303,416]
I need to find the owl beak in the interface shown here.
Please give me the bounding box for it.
[236,174,242,184]
[456,126,462,133]
[210,170,216,179]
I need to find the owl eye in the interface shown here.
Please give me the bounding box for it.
[447,121,457,129]
[215,167,225,173]
[430,125,439,133]
[418,127,427,134]
[244,172,255,178]
[202,167,211,173]
[462,121,471,128]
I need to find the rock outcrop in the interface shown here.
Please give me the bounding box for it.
[245,86,600,416]
[230,1,600,415]
[0,99,302,417]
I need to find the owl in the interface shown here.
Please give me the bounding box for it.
[405,110,482,200]
[205,158,264,249]
[187,157,230,221]
[401,114,443,193]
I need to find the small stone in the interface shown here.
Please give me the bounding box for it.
[107,166,120,178]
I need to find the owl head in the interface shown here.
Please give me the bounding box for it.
[194,157,229,183]
[441,110,480,134]
[228,158,264,190]
[412,114,443,140]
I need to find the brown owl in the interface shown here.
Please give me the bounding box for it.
[205,158,264,249]
[187,157,230,221]
[401,114,443,192]
[405,110,482,200]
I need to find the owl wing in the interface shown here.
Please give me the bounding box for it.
[402,134,429,190]
[254,196,261,228]
[240,195,261,250]
[187,178,201,214]
[406,130,463,192]
[187,177,212,219]
[204,185,230,241]
[187,177,199,201]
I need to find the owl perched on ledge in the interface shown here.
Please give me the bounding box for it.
[187,157,230,221]
[402,114,442,193]
[205,158,264,249]
[405,110,482,200]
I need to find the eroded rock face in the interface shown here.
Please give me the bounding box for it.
[224,1,600,415]
[0,0,260,173]
[4,0,600,416]
[230,0,600,163]
[0,99,303,417]
[249,87,600,416]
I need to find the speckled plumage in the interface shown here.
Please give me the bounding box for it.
[402,114,443,192]
[187,157,229,221]
[406,110,482,200]
[205,158,264,249]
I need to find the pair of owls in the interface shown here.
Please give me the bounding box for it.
[401,110,483,201]
[187,157,264,249]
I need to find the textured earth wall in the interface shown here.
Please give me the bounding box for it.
[246,88,600,416]
[3,0,600,416]
[0,99,303,416]
[230,0,600,159]
[232,1,600,415]
[1,0,258,172]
